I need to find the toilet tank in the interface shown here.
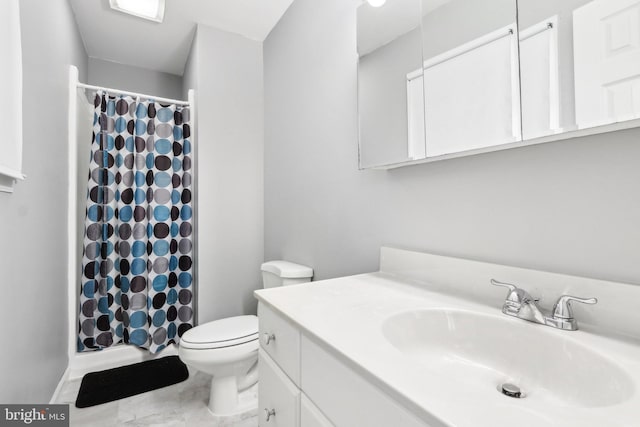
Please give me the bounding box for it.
[261,260,313,289]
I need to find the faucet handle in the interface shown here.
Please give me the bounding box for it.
[491,279,517,292]
[491,279,528,301]
[552,295,597,320]
[491,279,532,312]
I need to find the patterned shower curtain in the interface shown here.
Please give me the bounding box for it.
[78,92,194,354]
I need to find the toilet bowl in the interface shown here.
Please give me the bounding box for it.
[178,260,313,416]
[179,315,259,415]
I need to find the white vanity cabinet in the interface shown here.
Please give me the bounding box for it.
[258,302,301,427]
[300,394,333,427]
[259,303,332,427]
[259,301,301,385]
[300,336,427,427]
[258,303,430,427]
[259,349,300,427]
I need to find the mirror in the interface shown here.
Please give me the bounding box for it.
[357,0,640,169]
[357,0,426,169]
[420,0,520,157]
[518,0,640,140]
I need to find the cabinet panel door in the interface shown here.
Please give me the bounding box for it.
[259,303,301,386]
[301,394,334,427]
[259,350,300,427]
[300,335,435,427]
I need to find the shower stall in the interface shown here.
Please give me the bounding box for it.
[66,65,196,379]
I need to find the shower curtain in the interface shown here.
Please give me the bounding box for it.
[78,92,194,354]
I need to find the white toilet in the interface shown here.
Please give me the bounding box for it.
[178,260,313,415]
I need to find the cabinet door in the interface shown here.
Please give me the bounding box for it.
[301,394,334,427]
[259,303,301,386]
[259,349,300,427]
[301,335,433,427]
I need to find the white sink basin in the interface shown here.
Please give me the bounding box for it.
[382,308,634,408]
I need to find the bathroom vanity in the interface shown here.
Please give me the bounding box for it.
[254,247,640,427]
[257,301,427,427]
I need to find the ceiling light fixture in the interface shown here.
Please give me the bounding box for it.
[367,0,387,7]
[109,0,166,23]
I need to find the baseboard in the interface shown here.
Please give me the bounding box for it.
[50,367,70,404]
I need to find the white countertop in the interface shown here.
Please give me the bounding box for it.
[255,271,640,427]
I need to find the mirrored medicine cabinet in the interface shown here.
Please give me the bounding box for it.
[357,0,640,169]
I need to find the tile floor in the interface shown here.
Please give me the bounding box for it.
[54,369,258,427]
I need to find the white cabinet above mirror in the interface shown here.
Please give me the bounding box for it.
[357,0,640,170]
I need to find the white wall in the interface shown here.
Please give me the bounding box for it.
[88,57,183,100]
[0,0,87,403]
[185,25,264,323]
[264,0,640,286]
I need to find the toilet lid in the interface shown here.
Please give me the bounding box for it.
[180,315,259,349]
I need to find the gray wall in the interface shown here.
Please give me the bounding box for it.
[185,25,264,324]
[0,0,87,403]
[183,29,199,100]
[88,57,183,100]
[264,0,640,286]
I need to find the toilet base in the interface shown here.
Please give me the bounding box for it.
[206,380,258,418]
[178,334,259,416]
[205,359,259,415]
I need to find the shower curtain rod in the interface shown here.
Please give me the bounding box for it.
[77,82,190,106]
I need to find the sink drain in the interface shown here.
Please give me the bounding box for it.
[500,383,522,398]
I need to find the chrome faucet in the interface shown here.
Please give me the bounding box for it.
[491,279,597,331]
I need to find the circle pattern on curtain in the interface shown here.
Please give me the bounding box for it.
[78,92,194,354]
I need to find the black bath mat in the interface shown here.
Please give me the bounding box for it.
[75,355,189,408]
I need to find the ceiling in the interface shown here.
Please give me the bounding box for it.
[68,0,295,76]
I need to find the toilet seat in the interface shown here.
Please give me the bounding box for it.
[180,315,259,350]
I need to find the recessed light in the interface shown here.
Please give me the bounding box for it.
[109,0,165,23]
[367,0,387,7]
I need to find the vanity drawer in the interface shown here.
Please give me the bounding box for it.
[301,334,431,427]
[301,393,334,427]
[259,302,301,385]
[259,349,300,427]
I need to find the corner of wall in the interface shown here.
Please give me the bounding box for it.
[182,29,199,97]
